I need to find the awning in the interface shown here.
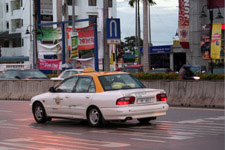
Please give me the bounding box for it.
[0,56,29,62]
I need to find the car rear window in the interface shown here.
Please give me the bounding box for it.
[99,74,145,91]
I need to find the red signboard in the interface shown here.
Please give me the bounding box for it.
[67,25,94,51]
[207,0,224,9]
[39,59,62,70]
[178,0,190,49]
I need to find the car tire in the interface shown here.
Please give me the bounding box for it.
[33,102,47,123]
[138,117,156,124]
[87,107,103,127]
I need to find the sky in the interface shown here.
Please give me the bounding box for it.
[116,0,179,46]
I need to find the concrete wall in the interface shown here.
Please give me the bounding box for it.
[141,80,224,108]
[0,80,224,108]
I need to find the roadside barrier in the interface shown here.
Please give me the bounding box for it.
[0,80,223,108]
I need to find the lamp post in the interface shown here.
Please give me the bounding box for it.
[25,25,35,69]
[200,1,224,74]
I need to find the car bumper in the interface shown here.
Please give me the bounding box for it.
[101,103,169,120]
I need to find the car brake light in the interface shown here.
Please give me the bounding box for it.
[156,93,167,101]
[116,96,135,105]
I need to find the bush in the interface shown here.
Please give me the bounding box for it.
[132,73,224,80]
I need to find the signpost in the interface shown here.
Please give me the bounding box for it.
[106,18,121,44]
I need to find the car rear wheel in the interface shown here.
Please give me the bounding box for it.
[138,117,156,124]
[87,107,103,127]
[33,103,47,123]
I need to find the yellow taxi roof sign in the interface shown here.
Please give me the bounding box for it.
[83,67,95,73]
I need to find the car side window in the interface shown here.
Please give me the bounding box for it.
[75,77,94,93]
[55,76,78,93]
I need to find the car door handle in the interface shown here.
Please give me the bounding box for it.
[65,96,70,98]
[86,95,90,99]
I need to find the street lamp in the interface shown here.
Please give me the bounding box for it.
[25,25,35,69]
[200,4,224,74]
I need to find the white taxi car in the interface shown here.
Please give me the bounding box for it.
[30,68,169,127]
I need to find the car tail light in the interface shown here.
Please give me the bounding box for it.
[156,93,167,101]
[116,96,135,105]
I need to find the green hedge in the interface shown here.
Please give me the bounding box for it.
[132,73,224,80]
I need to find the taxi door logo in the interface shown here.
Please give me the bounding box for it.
[54,96,63,105]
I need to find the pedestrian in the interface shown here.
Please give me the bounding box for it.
[115,64,121,71]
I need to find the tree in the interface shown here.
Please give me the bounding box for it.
[123,36,143,53]
[128,0,156,72]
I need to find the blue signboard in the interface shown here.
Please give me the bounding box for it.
[106,18,121,39]
[140,45,171,54]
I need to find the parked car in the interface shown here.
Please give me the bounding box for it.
[150,68,173,73]
[30,68,169,127]
[123,64,143,73]
[0,69,48,80]
[51,69,83,80]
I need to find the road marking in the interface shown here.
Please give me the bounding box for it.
[43,135,130,148]
[170,107,225,111]
[205,116,225,121]
[57,131,82,135]
[0,141,43,150]
[13,118,33,121]
[130,138,166,143]
[0,126,18,129]
[4,138,98,150]
[0,110,12,113]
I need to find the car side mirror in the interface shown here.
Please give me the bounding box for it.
[49,87,56,93]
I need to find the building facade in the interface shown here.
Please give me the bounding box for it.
[0,0,117,70]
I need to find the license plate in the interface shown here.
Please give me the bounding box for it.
[137,98,155,104]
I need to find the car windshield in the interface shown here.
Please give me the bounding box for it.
[20,70,48,79]
[98,74,145,91]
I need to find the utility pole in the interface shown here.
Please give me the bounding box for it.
[72,0,75,32]
[33,0,39,69]
[143,0,149,72]
[103,0,110,71]
[63,0,69,67]
[137,0,141,65]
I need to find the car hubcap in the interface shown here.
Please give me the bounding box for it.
[35,106,43,120]
[89,109,99,125]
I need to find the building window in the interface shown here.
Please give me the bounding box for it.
[3,39,9,47]
[67,0,72,5]
[6,22,9,29]
[89,0,97,6]
[88,15,97,25]
[6,3,9,12]
[21,0,23,7]
[109,0,113,7]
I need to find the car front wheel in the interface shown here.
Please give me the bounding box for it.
[87,107,103,127]
[33,102,47,123]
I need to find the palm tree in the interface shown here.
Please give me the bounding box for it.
[128,0,156,72]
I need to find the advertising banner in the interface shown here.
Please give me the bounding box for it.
[67,25,94,51]
[39,59,62,70]
[37,28,62,41]
[200,24,211,60]
[70,33,79,59]
[77,25,94,51]
[178,0,190,49]
[211,23,222,59]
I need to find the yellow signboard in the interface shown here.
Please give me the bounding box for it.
[210,23,222,59]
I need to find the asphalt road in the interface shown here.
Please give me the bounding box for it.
[0,100,224,150]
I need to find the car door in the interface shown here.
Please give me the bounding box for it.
[70,76,96,119]
[48,76,78,118]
